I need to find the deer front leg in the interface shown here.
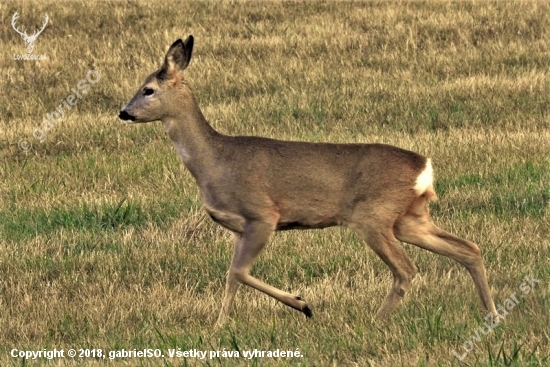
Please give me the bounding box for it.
[216,220,312,326]
[216,233,242,326]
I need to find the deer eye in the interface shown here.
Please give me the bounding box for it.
[143,88,155,96]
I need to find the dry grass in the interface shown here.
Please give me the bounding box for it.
[1,1,549,366]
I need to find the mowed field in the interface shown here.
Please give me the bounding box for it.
[1,1,549,366]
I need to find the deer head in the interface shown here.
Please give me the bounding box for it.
[12,11,49,54]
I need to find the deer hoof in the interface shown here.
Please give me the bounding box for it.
[294,296,312,318]
[302,304,313,318]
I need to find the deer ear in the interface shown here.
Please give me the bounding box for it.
[162,35,194,74]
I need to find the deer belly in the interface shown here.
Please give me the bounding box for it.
[276,216,338,230]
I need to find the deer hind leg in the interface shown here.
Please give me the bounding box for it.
[353,226,418,321]
[216,220,311,326]
[393,194,498,317]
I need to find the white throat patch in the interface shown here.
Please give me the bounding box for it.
[174,142,191,163]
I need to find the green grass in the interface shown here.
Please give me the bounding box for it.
[1,1,549,366]
[434,161,550,219]
[1,198,187,241]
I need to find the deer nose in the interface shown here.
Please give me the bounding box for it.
[119,110,136,121]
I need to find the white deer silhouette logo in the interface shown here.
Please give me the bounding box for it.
[11,11,49,54]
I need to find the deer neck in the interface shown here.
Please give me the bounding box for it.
[162,92,220,181]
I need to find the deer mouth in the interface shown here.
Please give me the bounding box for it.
[118,110,136,122]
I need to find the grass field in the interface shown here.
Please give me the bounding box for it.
[1,1,549,366]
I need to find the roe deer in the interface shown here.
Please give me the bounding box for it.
[119,36,498,326]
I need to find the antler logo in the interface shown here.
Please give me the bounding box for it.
[12,11,49,54]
